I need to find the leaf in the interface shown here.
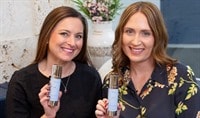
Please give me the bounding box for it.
[179,77,184,87]
[185,84,198,100]
[168,83,177,95]
[175,102,188,115]
[141,107,146,115]
[185,93,192,100]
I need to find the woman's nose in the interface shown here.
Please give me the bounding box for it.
[67,36,75,46]
[131,35,142,45]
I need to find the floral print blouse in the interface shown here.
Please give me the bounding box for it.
[102,63,200,118]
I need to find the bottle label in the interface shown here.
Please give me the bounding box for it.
[49,77,61,101]
[108,88,118,111]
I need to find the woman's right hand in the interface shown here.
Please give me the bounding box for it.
[95,98,121,118]
[38,84,62,118]
[95,98,108,118]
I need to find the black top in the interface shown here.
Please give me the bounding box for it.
[6,61,102,118]
[102,63,200,118]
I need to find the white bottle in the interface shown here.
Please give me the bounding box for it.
[107,73,119,116]
[48,64,62,107]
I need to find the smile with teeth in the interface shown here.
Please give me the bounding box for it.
[62,47,74,53]
[130,47,144,54]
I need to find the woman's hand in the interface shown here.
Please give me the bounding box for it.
[38,84,62,118]
[95,98,121,118]
[95,98,108,118]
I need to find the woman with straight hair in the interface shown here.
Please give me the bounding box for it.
[6,6,102,118]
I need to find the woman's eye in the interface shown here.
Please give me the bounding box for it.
[60,32,68,37]
[141,31,151,36]
[124,29,134,36]
[75,34,83,40]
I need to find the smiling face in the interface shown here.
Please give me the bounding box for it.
[47,17,84,63]
[122,12,154,64]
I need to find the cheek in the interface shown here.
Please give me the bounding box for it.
[122,35,129,46]
[76,40,83,49]
[48,39,56,50]
[121,39,129,55]
[145,40,154,55]
[48,34,60,47]
[122,37,131,52]
[147,38,155,49]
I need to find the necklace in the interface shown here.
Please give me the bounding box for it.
[61,76,71,93]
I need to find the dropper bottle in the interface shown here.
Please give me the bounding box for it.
[48,64,62,107]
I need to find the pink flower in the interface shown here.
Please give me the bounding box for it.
[73,0,123,22]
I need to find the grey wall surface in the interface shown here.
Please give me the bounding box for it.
[161,0,200,77]
[161,0,200,44]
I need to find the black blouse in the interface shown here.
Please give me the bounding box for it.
[6,61,102,118]
[102,63,200,118]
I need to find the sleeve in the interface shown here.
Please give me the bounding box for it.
[92,70,103,118]
[6,71,30,118]
[175,65,200,118]
[95,69,103,100]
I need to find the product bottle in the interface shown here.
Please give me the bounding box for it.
[48,64,62,107]
[107,73,119,116]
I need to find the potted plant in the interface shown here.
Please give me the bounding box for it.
[73,0,123,69]
[72,0,123,23]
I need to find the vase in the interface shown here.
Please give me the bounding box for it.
[88,21,114,69]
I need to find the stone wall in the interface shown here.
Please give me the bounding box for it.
[0,0,71,83]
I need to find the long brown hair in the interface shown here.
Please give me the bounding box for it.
[112,1,176,73]
[32,6,92,65]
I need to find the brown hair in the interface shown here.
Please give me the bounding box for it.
[32,6,92,65]
[112,1,176,73]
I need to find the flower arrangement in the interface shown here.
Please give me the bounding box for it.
[73,0,123,22]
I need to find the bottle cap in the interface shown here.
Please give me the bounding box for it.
[109,73,118,88]
[51,65,62,78]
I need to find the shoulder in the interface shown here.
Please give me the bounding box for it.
[173,62,191,71]
[10,63,38,82]
[75,61,101,78]
[12,63,38,76]
[73,62,102,88]
[167,62,198,89]
[170,62,195,79]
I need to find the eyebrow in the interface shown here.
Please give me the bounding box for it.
[140,29,152,32]
[123,27,152,32]
[59,29,83,34]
